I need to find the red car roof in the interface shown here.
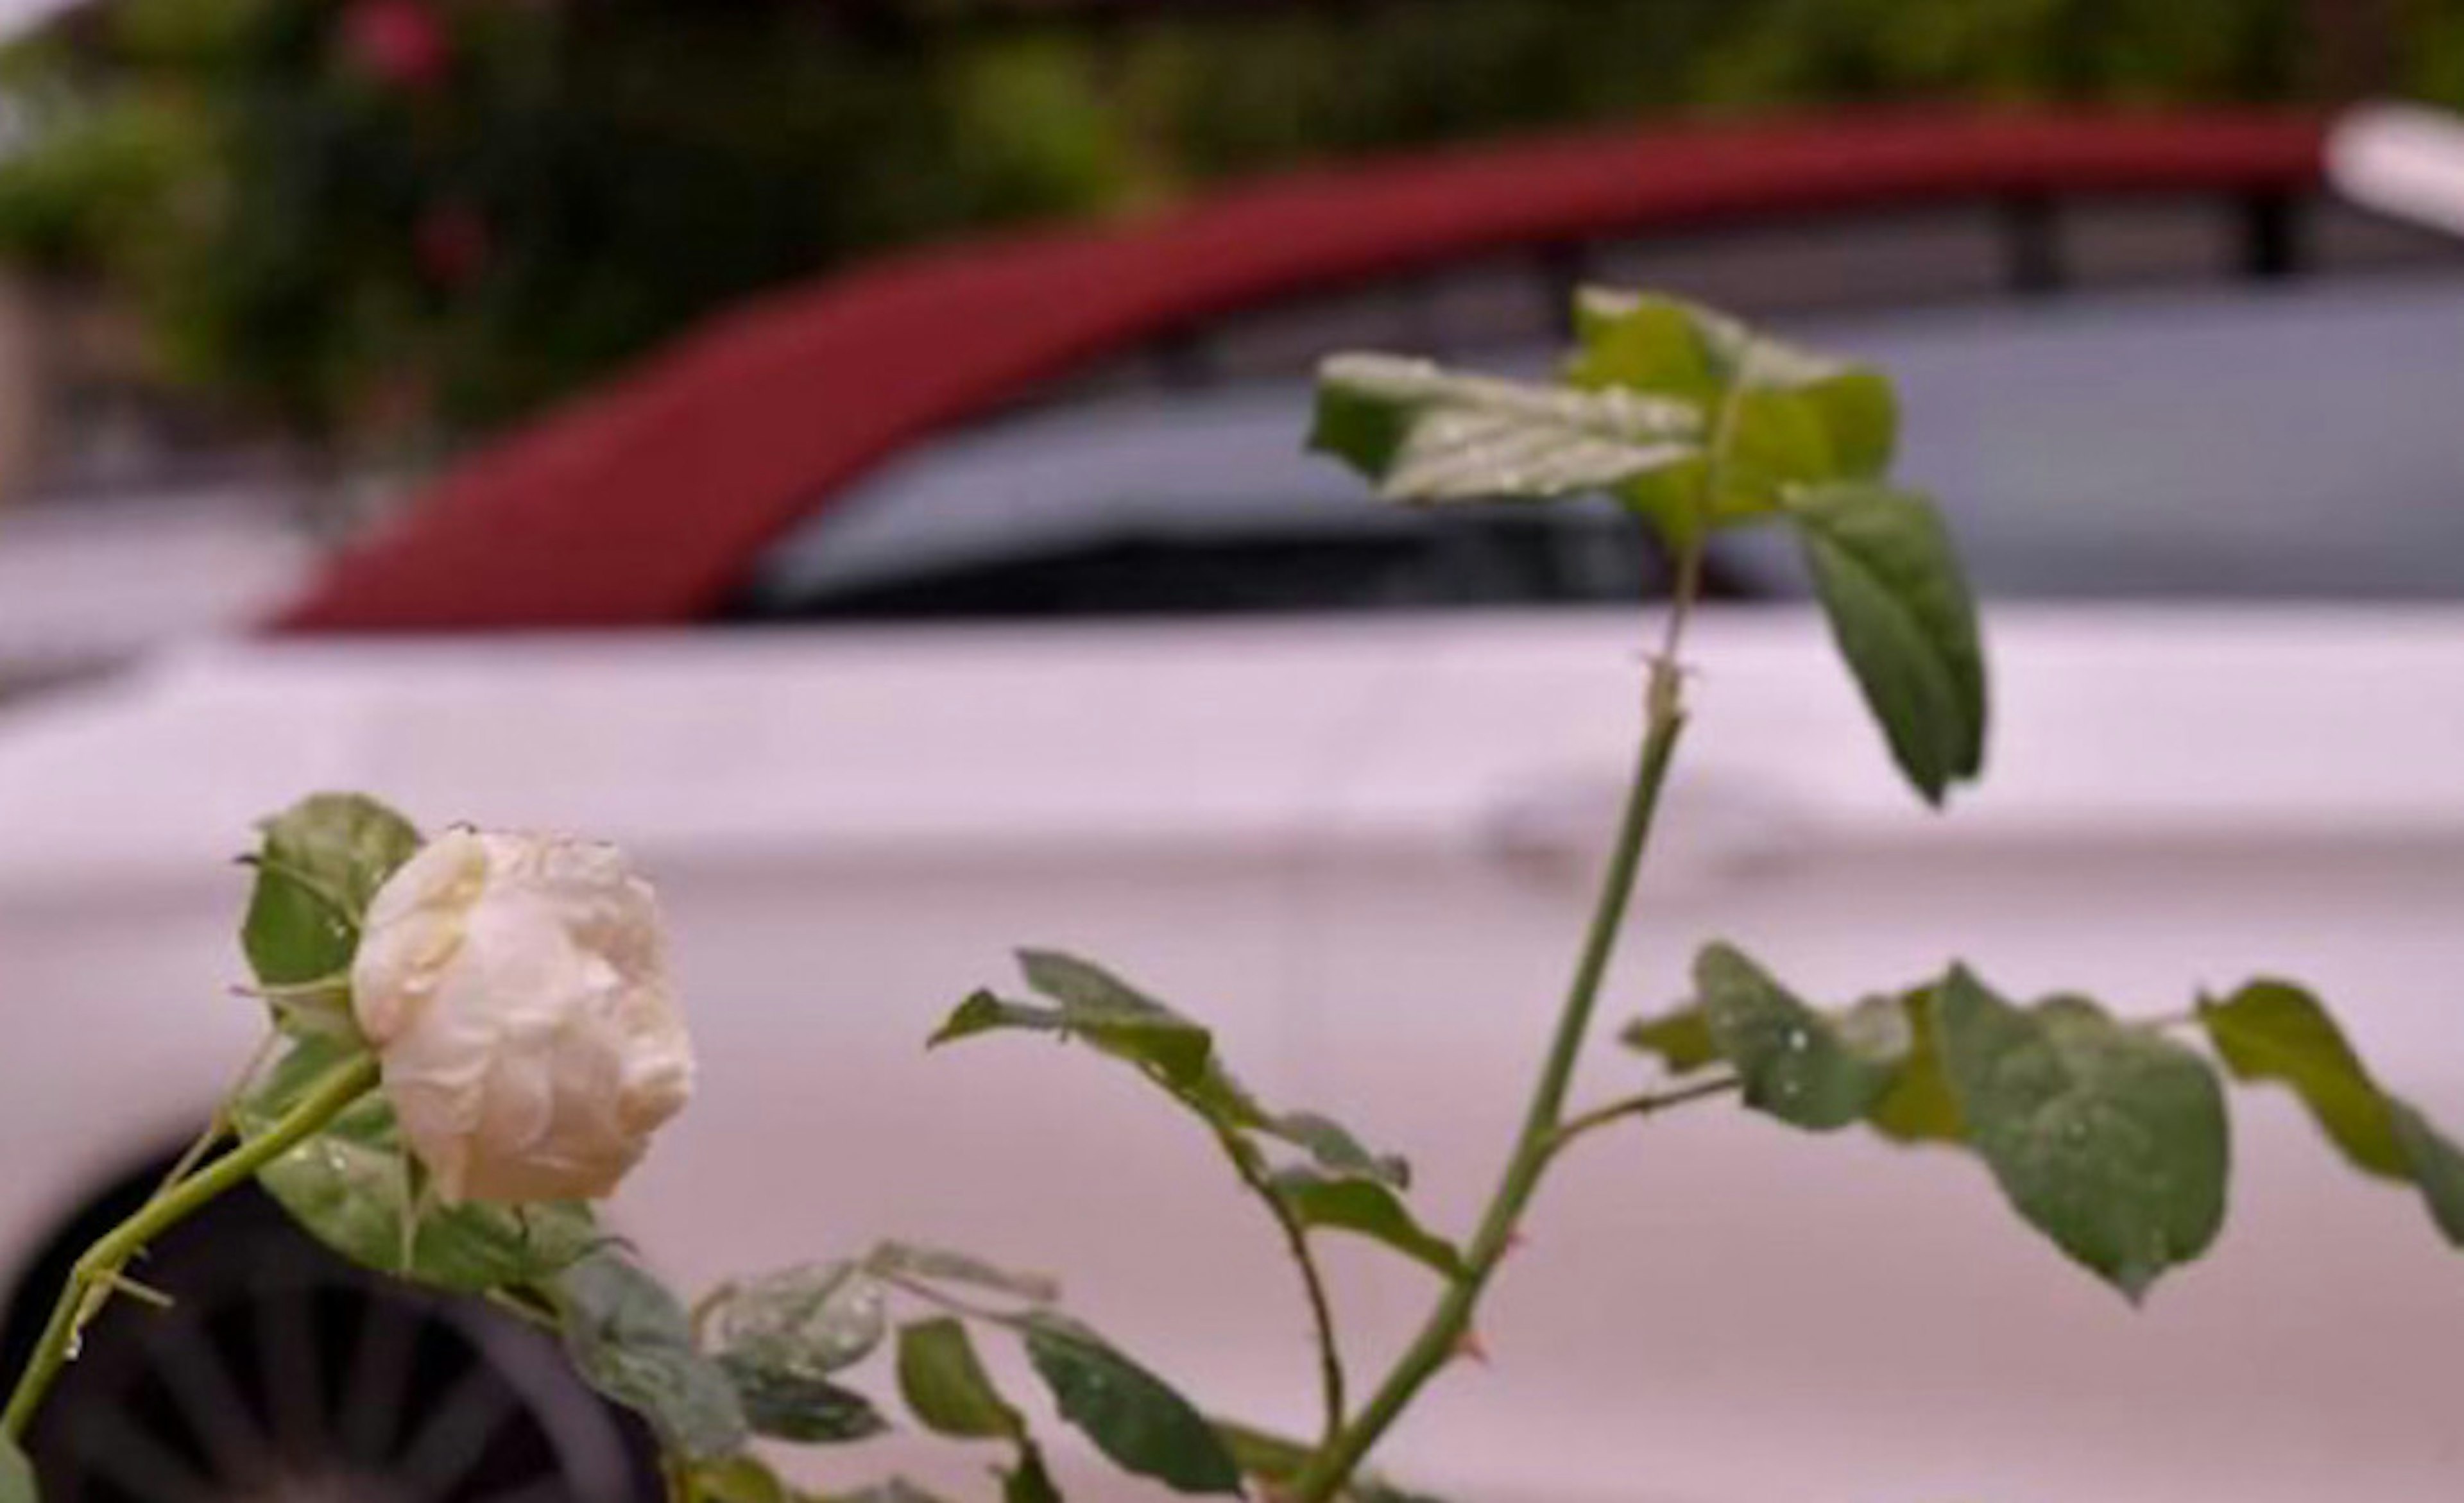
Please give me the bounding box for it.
[273,110,2323,633]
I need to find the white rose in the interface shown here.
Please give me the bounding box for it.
[350,828,693,1204]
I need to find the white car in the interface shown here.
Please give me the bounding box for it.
[3,119,2463,1503]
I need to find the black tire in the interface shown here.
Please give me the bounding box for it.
[20,1183,653,1503]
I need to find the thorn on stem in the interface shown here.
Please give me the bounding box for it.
[99,1269,174,1311]
[1453,1329,1491,1366]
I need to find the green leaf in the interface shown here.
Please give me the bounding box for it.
[1212,1420,1445,1503]
[941,955,1446,1278]
[866,1241,1060,1305]
[1693,944,1904,1130]
[1566,292,1725,402]
[2198,981,2406,1177]
[2390,1105,2464,1247]
[1263,1111,1410,1189]
[835,1484,954,1503]
[934,958,1219,1105]
[1592,291,1896,464]
[708,1264,892,1442]
[941,956,1269,1130]
[1269,1169,1466,1278]
[1310,353,1702,504]
[240,793,424,989]
[897,1318,1025,1441]
[1011,951,1254,1116]
[554,1251,748,1461]
[894,1320,1059,1503]
[235,1035,597,1292]
[1020,1314,1241,1495]
[0,1434,35,1503]
[711,1262,888,1376]
[2196,980,2464,1251]
[690,1456,795,1503]
[718,1354,889,1445]
[1630,976,1960,1143]
[1348,1483,1454,1503]
[1016,948,1169,1014]
[1212,1420,1312,1485]
[1865,989,1965,1145]
[1004,1447,1065,1503]
[1784,482,1987,805]
[1620,1004,1720,1075]
[928,990,1031,1046]
[1568,289,1896,531]
[1932,969,2229,1300]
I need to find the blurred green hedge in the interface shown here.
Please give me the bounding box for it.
[0,0,2436,443]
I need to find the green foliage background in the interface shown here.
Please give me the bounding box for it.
[0,0,2442,441]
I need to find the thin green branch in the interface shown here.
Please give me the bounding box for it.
[0,1049,379,1439]
[1654,339,1752,667]
[1290,346,1754,1503]
[151,1031,282,1202]
[1215,1129,1348,1447]
[1289,678,1690,1502]
[1549,1074,1741,1157]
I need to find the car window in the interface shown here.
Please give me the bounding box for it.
[732,278,2464,620]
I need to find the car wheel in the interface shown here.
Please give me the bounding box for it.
[22,1185,651,1503]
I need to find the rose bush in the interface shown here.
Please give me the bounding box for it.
[1,288,2458,1503]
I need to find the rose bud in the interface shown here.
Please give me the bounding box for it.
[350,828,693,1203]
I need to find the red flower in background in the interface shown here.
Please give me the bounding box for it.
[415,201,492,289]
[340,0,452,92]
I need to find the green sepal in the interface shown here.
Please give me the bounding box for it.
[235,1033,597,1293]
[239,792,422,996]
